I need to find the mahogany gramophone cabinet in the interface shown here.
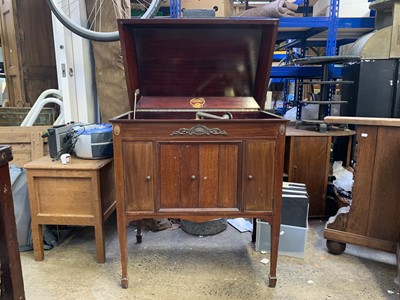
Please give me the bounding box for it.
[110,18,287,288]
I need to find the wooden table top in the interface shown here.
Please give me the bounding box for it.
[286,125,356,137]
[325,116,400,127]
[24,155,113,170]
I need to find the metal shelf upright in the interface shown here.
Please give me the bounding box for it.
[170,0,181,18]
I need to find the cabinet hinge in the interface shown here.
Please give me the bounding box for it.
[18,30,25,43]
[22,67,28,80]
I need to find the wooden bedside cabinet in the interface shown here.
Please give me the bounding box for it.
[24,155,115,263]
[285,127,355,217]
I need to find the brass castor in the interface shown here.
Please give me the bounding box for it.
[326,240,346,255]
[121,277,129,289]
[268,276,277,288]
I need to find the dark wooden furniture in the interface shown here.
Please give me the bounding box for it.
[285,126,355,217]
[323,117,400,257]
[111,19,287,288]
[0,145,25,299]
[0,0,57,107]
[24,156,115,263]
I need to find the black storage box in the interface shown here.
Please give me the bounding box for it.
[281,182,309,228]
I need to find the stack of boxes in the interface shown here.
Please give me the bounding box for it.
[256,182,309,258]
[161,0,234,17]
[313,0,371,18]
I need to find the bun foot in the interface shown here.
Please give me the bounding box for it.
[326,240,346,255]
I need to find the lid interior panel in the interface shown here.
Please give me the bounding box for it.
[118,19,279,110]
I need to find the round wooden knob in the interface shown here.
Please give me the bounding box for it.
[248,175,253,180]
[145,176,151,181]
[191,175,196,180]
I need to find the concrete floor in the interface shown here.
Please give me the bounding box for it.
[20,215,399,300]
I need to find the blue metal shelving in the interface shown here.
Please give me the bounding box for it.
[270,0,375,118]
[272,16,375,78]
[271,66,343,79]
[170,0,180,18]
[167,0,375,118]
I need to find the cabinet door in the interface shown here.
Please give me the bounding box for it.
[1,0,24,106]
[243,140,275,212]
[287,136,330,217]
[123,142,154,211]
[349,126,400,242]
[0,0,57,107]
[159,142,240,210]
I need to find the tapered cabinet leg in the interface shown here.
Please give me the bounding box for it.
[268,220,279,288]
[251,218,257,243]
[395,243,400,285]
[136,220,143,243]
[118,219,129,288]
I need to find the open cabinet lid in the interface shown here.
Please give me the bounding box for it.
[117,18,279,111]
